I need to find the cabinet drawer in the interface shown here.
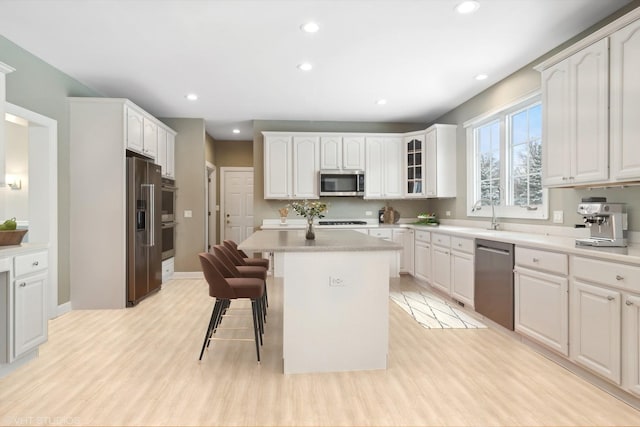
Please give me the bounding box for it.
[432,233,451,247]
[572,256,640,293]
[14,251,48,277]
[415,230,431,243]
[369,229,393,240]
[451,236,474,254]
[515,247,567,275]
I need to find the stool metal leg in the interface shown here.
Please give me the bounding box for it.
[251,299,261,363]
[199,299,222,360]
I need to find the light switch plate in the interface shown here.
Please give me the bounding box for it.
[553,210,563,224]
[184,210,193,218]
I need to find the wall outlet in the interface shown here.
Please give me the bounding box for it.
[329,276,345,287]
[365,211,372,216]
[184,210,193,218]
[445,211,451,217]
[553,210,563,224]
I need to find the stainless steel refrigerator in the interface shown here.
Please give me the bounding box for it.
[126,156,162,306]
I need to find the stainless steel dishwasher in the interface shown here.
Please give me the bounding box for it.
[474,239,515,330]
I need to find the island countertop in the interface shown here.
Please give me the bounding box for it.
[238,229,402,253]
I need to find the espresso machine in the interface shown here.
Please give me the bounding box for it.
[575,198,627,247]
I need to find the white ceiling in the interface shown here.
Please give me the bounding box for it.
[0,0,632,140]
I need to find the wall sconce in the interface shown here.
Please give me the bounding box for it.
[5,175,21,190]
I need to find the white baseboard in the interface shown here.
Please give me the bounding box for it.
[55,301,72,318]
[173,271,204,279]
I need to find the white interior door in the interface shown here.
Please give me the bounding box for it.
[221,167,254,243]
[206,163,216,251]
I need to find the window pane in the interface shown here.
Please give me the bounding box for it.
[512,144,528,176]
[512,110,528,145]
[513,175,528,205]
[529,104,542,139]
[530,139,542,175]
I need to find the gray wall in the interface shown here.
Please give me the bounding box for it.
[1,35,102,304]
[431,0,640,232]
[160,118,207,272]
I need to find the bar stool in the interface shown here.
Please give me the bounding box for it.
[198,252,264,363]
[214,245,269,320]
[222,240,270,307]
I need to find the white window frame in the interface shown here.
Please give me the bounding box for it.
[465,91,548,220]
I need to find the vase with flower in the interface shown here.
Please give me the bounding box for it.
[290,200,328,240]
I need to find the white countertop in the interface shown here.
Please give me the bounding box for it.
[238,229,401,253]
[0,243,49,258]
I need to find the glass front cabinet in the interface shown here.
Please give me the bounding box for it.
[405,133,426,197]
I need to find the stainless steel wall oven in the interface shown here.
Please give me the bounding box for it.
[161,178,177,260]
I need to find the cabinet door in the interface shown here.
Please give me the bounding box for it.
[570,38,609,185]
[383,137,403,198]
[451,250,474,307]
[342,136,365,170]
[365,137,384,198]
[320,136,341,170]
[514,267,568,355]
[570,280,621,384]
[166,133,175,179]
[414,241,431,282]
[264,135,292,199]
[431,245,451,294]
[542,61,571,186]
[157,127,167,176]
[610,20,640,182]
[425,128,437,197]
[14,273,48,360]
[292,136,319,199]
[142,116,158,158]
[623,293,640,397]
[393,229,414,274]
[126,106,144,153]
[405,134,425,197]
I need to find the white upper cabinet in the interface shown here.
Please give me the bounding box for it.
[404,133,425,197]
[320,135,365,170]
[142,116,158,158]
[166,132,175,179]
[542,38,609,187]
[156,126,176,179]
[263,133,319,199]
[610,18,640,182]
[0,61,15,187]
[126,106,144,154]
[292,136,320,198]
[424,124,457,198]
[365,136,402,199]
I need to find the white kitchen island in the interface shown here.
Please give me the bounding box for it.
[238,229,401,374]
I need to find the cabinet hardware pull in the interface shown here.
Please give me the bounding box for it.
[19,282,26,287]
[32,261,39,266]
[615,275,624,281]
[626,300,634,306]
[607,296,615,301]
[532,258,539,262]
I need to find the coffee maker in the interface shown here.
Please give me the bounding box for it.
[575,198,627,247]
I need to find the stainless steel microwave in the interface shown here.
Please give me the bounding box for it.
[319,170,365,196]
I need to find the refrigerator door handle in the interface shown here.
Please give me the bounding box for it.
[142,183,155,247]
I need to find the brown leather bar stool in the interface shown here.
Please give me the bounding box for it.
[223,240,270,307]
[198,252,264,363]
[214,244,269,321]
[224,239,269,270]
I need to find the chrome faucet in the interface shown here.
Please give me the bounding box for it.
[472,198,499,230]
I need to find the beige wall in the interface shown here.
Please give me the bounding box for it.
[160,118,207,272]
[432,1,640,232]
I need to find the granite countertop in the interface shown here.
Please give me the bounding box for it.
[238,229,402,253]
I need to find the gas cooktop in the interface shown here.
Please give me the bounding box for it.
[318,220,368,225]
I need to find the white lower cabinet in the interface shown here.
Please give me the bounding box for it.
[414,230,431,282]
[624,293,640,396]
[570,279,621,384]
[431,241,451,295]
[14,273,47,360]
[514,266,568,355]
[450,237,474,307]
[392,228,414,275]
[162,257,175,284]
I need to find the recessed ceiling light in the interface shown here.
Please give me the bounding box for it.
[475,73,488,81]
[185,93,198,101]
[301,22,320,33]
[455,1,480,14]
[232,129,240,134]
[297,62,313,71]
[376,99,387,105]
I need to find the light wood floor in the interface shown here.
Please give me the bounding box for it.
[1,276,640,426]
